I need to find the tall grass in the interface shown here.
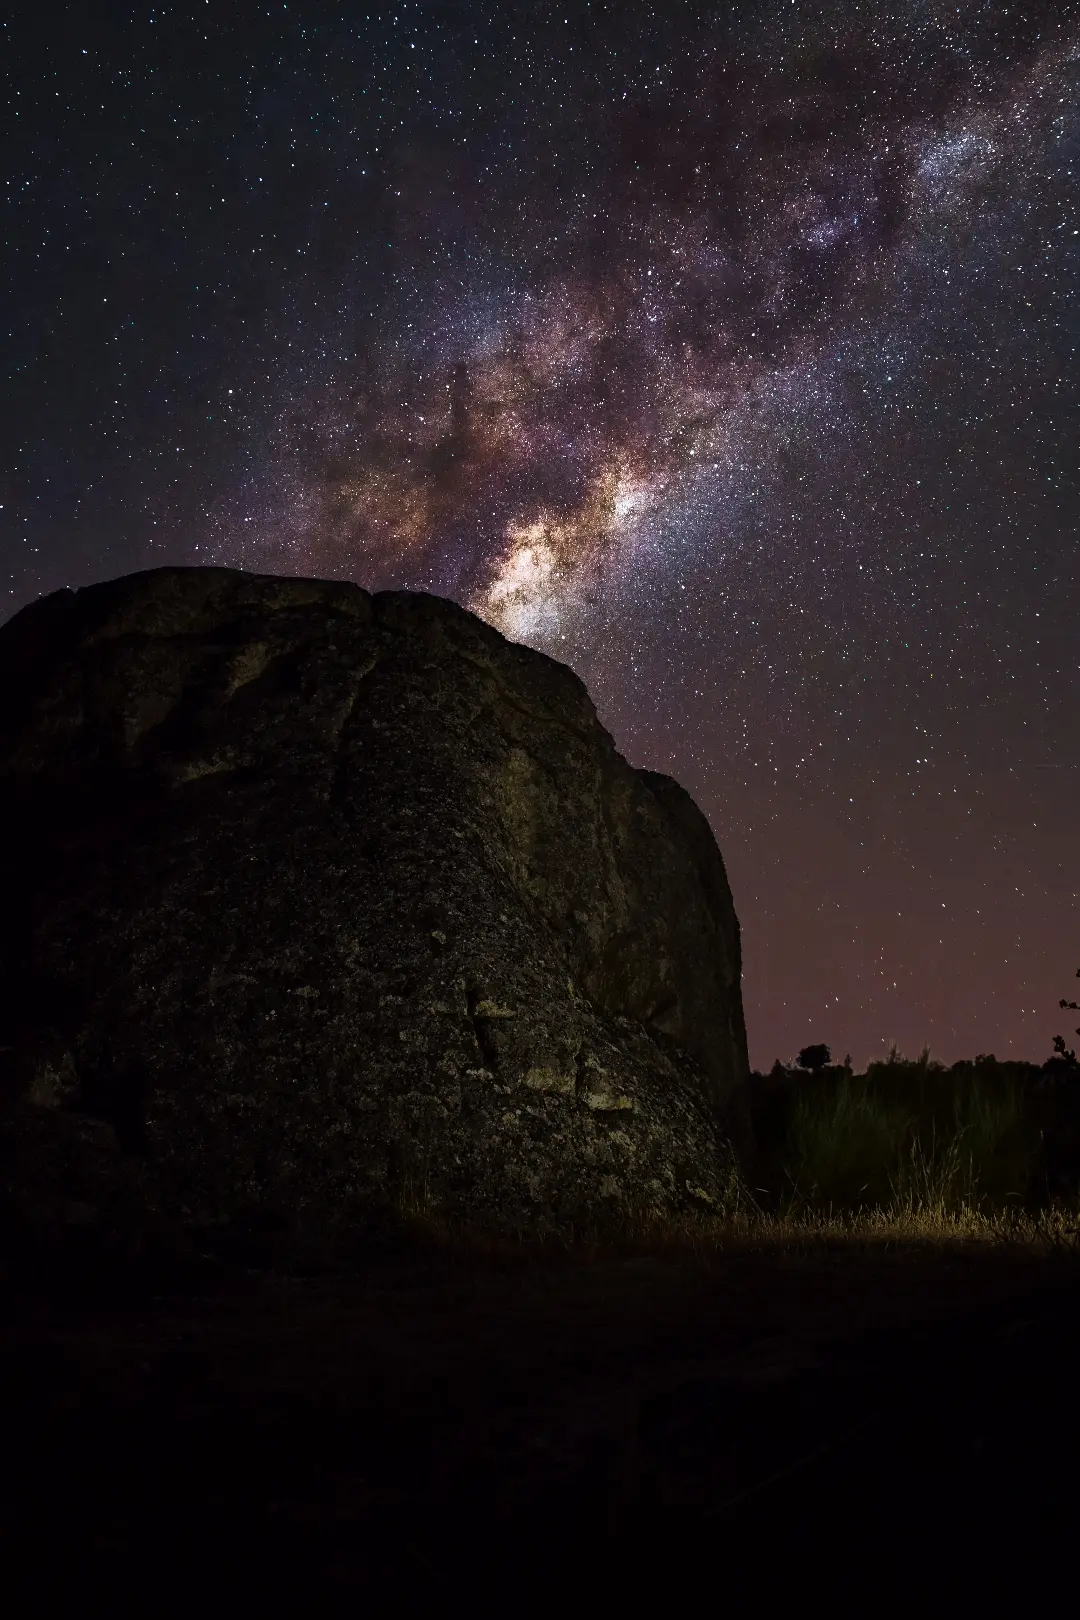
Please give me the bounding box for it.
[770,1064,1038,1218]
[785,1080,909,1209]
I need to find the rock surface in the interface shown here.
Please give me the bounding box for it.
[0,567,748,1250]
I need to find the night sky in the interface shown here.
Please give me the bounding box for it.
[4,2,1078,1069]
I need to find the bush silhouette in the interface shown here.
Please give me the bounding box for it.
[1053,967,1080,1064]
[797,1043,831,1074]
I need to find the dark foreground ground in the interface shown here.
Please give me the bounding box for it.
[4,1238,1079,1604]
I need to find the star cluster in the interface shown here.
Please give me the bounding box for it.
[3,3,1078,1066]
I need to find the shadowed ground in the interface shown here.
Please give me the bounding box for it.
[4,1242,1079,1601]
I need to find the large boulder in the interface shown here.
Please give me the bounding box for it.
[0,568,749,1253]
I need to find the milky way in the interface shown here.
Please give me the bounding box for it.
[5,3,1079,1067]
[230,7,1077,650]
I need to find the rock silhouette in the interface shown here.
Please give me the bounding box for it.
[0,568,748,1252]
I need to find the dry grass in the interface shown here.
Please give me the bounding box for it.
[623,1199,1080,1259]
[382,1190,1080,1274]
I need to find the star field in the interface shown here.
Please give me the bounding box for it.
[3,2,1078,1066]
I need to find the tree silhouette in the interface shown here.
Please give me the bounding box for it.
[1053,968,1080,1065]
[798,1043,831,1073]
